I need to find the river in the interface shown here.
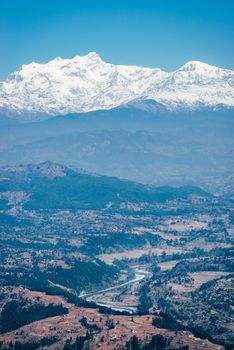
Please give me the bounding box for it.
[79,267,151,314]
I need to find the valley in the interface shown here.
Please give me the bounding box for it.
[0,162,233,349]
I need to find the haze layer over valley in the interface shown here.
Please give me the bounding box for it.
[0,101,233,196]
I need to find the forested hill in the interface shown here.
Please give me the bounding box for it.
[0,161,209,210]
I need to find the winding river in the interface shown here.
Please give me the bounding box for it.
[79,267,151,314]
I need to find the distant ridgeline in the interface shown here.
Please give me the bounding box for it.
[0,162,210,211]
[0,101,233,195]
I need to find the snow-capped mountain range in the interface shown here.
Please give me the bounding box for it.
[0,52,234,120]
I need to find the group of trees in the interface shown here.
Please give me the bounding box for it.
[0,298,68,333]
[138,284,152,315]
[152,312,184,331]
[63,333,91,350]
[125,335,189,350]
[0,337,56,350]
[63,320,102,350]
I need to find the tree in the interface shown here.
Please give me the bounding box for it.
[126,335,140,350]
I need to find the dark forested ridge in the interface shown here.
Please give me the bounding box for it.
[0,162,210,210]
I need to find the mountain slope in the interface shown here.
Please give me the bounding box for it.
[0,52,233,121]
[0,103,233,194]
[0,161,209,210]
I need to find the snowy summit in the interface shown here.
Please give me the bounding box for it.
[0,52,233,120]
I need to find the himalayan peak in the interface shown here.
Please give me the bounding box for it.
[0,52,233,120]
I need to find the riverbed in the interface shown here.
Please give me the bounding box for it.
[79,267,151,314]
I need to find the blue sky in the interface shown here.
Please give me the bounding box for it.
[0,0,234,79]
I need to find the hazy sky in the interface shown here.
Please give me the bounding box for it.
[1,0,234,79]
